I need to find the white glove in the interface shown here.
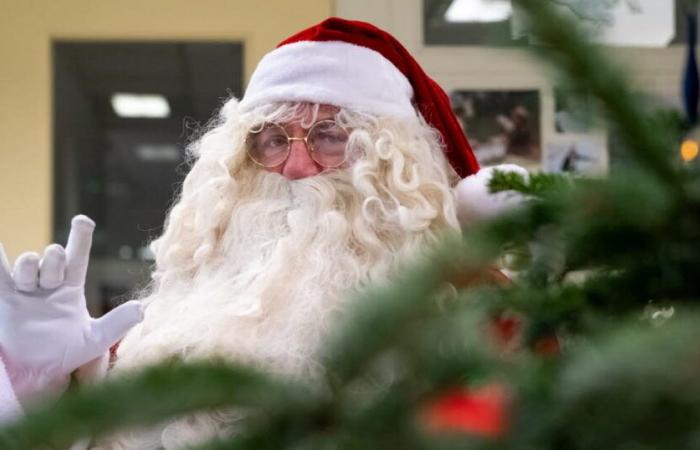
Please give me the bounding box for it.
[0,354,23,422]
[0,215,143,407]
[455,164,529,226]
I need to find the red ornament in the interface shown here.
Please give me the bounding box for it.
[490,314,561,356]
[423,383,509,438]
[534,335,560,356]
[490,315,522,347]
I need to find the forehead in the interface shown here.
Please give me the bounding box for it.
[317,104,339,118]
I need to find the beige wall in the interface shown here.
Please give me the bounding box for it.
[0,0,332,260]
[2,0,685,260]
[337,0,686,172]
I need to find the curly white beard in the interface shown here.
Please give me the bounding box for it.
[97,173,427,449]
[114,170,378,379]
[95,101,460,449]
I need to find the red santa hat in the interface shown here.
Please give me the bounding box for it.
[239,17,480,178]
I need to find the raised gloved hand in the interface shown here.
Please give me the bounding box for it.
[0,215,143,407]
[455,164,529,226]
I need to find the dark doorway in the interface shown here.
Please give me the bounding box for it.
[53,41,243,313]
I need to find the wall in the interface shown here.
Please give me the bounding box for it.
[0,0,331,260]
[2,0,686,259]
[336,0,686,171]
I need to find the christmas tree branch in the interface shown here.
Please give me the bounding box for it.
[0,361,314,449]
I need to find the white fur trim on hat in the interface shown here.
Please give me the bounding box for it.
[239,41,417,119]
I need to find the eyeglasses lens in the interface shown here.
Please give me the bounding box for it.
[247,125,290,167]
[308,121,349,168]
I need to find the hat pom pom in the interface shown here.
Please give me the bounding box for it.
[456,164,529,226]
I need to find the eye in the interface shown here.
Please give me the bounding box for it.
[311,125,348,145]
[322,133,345,144]
[253,127,288,150]
[264,135,288,148]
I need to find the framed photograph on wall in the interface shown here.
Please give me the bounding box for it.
[545,133,608,175]
[450,89,541,168]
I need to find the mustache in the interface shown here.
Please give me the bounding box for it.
[238,169,356,215]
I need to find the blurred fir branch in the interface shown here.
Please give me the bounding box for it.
[488,169,570,197]
[0,361,318,449]
[510,312,700,450]
[2,0,700,449]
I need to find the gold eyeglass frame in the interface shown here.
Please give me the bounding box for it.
[246,119,350,169]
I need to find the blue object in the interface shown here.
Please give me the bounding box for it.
[683,12,699,125]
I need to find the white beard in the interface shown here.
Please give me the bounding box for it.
[97,171,410,449]
[114,171,375,379]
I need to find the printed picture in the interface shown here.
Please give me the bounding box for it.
[451,89,541,167]
[544,134,608,174]
[554,87,594,134]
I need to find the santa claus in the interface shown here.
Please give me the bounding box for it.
[0,18,525,449]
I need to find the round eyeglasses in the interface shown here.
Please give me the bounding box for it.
[246,119,350,169]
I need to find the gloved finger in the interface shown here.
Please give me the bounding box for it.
[39,244,67,289]
[84,300,143,359]
[64,215,95,287]
[13,251,40,292]
[0,243,12,290]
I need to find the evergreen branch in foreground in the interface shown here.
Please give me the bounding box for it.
[488,170,570,198]
[511,312,700,450]
[0,361,315,449]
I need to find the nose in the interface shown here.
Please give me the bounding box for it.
[281,139,321,180]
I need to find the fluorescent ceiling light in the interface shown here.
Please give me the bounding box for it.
[111,93,170,118]
[135,143,180,162]
[444,0,512,23]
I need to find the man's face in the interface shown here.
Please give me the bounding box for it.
[256,105,342,180]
